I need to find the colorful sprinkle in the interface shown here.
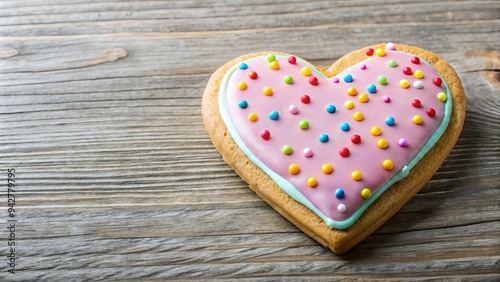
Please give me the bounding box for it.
[344,74,353,83]
[301,67,311,76]
[412,99,421,108]
[335,188,345,199]
[260,129,270,140]
[399,138,408,147]
[326,104,336,113]
[322,163,333,174]
[337,204,346,212]
[353,111,364,121]
[427,108,436,117]
[352,170,362,181]
[433,77,443,86]
[385,116,395,126]
[403,67,412,75]
[399,79,410,88]
[351,134,361,144]
[248,113,258,122]
[361,188,372,199]
[288,56,296,64]
[413,70,424,79]
[347,87,358,96]
[269,110,279,120]
[303,148,313,158]
[289,105,299,115]
[377,138,389,149]
[413,114,423,125]
[340,122,350,131]
[361,64,367,70]
[345,100,355,109]
[263,86,273,96]
[239,63,248,70]
[437,92,447,102]
[319,134,329,143]
[301,95,311,104]
[387,59,398,67]
[269,61,280,70]
[267,54,276,62]
[307,177,318,188]
[386,42,396,50]
[288,164,300,175]
[375,48,386,57]
[382,159,394,171]
[284,75,293,84]
[411,57,420,64]
[358,93,369,103]
[238,100,248,109]
[299,120,309,130]
[238,82,247,90]
[248,71,258,80]
[383,95,391,103]
[366,48,374,56]
[413,80,423,89]
[332,77,340,83]
[309,77,319,86]
[339,147,350,157]
[378,75,388,85]
[371,126,382,136]
[367,83,377,93]
[282,145,293,155]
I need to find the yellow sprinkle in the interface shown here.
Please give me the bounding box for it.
[413,114,423,125]
[375,48,386,57]
[345,100,355,109]
[237,82,247,90]
[288,164,300,175]
[307,177,318,188]
[382,159,394,171]
[347,87,358,96]
[269,61,280,70]
[353,111,364,121]
[377,138,389,149]
[413,70,424,79]
[301,67,311,76]
[248,113,258,122]
[399,79,410,88]
[321,163,333,174]
[352,170,362,181]
[437,92,447,102]
[371,126,382,136]
[263,86,273,96]
[361,188,372,199]
[358,93,369,103]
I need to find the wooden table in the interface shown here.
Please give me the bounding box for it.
[1,1,499,280]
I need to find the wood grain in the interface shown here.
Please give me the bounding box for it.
[0,0,499,280]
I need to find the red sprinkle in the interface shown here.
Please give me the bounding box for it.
[433,77,443,86]
[260,129,270,140]
[301,95,311,104]
[339,147,350,157]
[309,77,319,86]
[411,57,420,64]
[288,56,296,64]
[248,71,258,80]
[365,48,374,56]
[412,99,421,108]
[403,67,412,75]
[351,134,361,144]
[427,108,436,117]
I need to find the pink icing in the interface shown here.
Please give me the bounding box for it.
[224,50,445,222]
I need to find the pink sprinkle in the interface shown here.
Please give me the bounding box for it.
[303,148,313,158]
[399,138,408,147]
[332,77,339,83]
[386,42,396,50]
[360,64,367,70]
[289,105,299,115]
[383,95,391,103]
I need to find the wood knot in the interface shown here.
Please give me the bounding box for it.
[465,50,500,87]
[0,46,19,59]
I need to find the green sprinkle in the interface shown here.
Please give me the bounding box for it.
[299,120,309,130]
[284,75,293,84]
[267,54,276,62]
[378,75,388,85]
[282,145,293,155]
[387,60,397,67]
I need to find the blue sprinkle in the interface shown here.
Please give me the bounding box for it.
[239,63,248,70]
[386,116,395,126]
[335,188,345,199]
[238,100,248,108]
[319,134,329,143]
[326,104,336,113]
[367,83,377,93]
[343,74,353,83]
[340,122,350,131]
[269,110,279,120]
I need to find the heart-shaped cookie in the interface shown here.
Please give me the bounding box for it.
[203,43,465,254]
